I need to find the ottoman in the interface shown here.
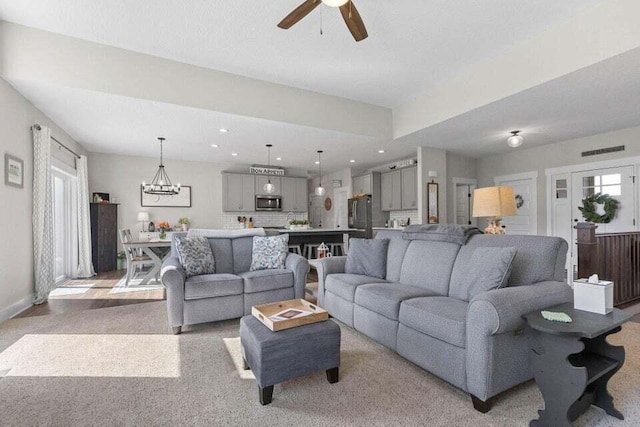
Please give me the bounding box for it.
[239,315,341,405]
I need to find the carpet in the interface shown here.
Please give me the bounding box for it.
[0,302,638,427]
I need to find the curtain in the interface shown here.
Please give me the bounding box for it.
[76,155,95,278]
[32,125,55,304]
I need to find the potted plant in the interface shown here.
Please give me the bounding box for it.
[178,217,190,231]
[157,221,171,240]
[117,251,126,270]
[289,219,310,230]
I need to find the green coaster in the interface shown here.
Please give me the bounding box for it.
[541,310,573,323]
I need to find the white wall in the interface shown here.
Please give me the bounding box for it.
[417,147,447,224]
[477,125,640,234]
[446,152,478,223]
[0,77,86,321]
[308,168,352,229]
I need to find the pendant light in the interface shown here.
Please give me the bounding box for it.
[263,144,276,194]
[507,130,524,148]
[142,137,180,195]
[314,150,326,196]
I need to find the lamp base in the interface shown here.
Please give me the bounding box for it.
[484,218,505,235]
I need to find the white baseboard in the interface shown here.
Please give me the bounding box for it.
[0,295,33,323]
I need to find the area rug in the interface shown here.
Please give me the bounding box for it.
[49,283,95,297]
[0,302,638,427]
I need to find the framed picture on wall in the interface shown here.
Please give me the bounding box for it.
[427,182,439,224]
[141,185,192,207]
[4,154,24,188]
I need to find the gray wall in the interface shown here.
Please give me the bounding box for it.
[0,78,86,321]
[308,168,352,228]
[477,125,640,234]
[446,152,478,223]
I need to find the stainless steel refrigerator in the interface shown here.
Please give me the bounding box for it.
[348,195,373,238]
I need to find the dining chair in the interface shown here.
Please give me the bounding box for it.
[119,229,154,286]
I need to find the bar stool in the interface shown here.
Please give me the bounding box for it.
[288,244,302,255]
[329,243,345,256]
[303,243,321,260]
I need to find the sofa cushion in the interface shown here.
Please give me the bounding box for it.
[232,236,253,274]
[209,238,234,274]
[175,236,216,278]
[355,283,435,320]
[325,274,387,302]
[458,247,517,301]
[399,240,461,295]
[399,296,468,348]
[239,269,294,294]
[184,273,243,300]
[345,238,389,279]
[250,234,289,271]
[375,230,411,282]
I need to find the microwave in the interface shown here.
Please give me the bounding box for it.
[255,195,282,211]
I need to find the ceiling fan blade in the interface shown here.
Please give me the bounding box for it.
[339,1,368,42]
[278,0,321,29]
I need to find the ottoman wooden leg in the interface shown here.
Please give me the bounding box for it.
[326,367,339,384]
[259,385,274,405]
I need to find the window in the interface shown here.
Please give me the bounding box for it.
[582,173,621,197]
[52,165,78,283]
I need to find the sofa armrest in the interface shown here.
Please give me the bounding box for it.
[161,256,186,328]
[286,253,309,299]
[468,281,573,336]
[316,256,347,307]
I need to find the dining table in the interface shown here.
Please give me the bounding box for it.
[122,239,172,285]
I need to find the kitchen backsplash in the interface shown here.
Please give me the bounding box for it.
[389,210,420,226]
[222,212,308,229]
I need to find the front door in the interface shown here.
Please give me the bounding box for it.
[495,174,537,235]
[455,184,472,225]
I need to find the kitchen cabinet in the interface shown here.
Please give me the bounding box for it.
[381,170,402,211]
[282,177,308,212]
[223,174,255,212]
[255,176,282,196]
[401,167,418,209]
[352,174,372,195]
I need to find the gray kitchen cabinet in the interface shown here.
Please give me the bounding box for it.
[401,166,418,209]
[352,174,372,195]
[255,175,282,196]
[282,177,308,212]
[223,174,255,212]
[381,170,402,211]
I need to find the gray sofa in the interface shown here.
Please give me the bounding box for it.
[316,229,572,412]
[161,232,309,334]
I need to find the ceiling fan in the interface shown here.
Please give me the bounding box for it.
[278,0,368,42]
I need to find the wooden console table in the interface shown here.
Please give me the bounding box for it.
[523,303,631,427]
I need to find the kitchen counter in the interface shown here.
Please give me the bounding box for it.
[372,227,405,231]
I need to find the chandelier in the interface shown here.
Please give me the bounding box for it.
[142,137,180,195]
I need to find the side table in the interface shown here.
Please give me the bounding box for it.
[523,302,631,427]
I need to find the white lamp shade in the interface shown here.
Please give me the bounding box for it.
[315,186,326,196]
[472,186,517,218]
[263,182,276,194]
[137,212,150,222]
[321,0,349,7]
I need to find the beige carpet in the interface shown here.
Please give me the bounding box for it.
[0,302,638,427]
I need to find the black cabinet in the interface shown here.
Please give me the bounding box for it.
[90,203,118,273]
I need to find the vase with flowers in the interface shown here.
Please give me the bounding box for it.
[157,221,171,240]
[178,217,190,231]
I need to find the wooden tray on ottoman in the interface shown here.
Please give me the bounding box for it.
[252,299,329,331]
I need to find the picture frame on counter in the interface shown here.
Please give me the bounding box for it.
[141,185,192,207]
[427,182,439,224]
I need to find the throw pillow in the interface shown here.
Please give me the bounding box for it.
[175,236,216,278]
[345,238,389,279]
[250,234,289,271]
[463,246,517,300]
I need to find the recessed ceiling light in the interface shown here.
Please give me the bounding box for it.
[378,150,385,154]
[276,157,282,161]
[350,159,356,163]
[211,144,219,148]
[315,161,320,165]
[219,128,229,133]
[231,152,238,156]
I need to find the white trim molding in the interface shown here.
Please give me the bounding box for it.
[0,295,33,323]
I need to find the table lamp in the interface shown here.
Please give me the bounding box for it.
[137,212,150,232]
[472,186,517,234]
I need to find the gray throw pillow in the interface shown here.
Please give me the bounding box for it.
[345,238,389,279]
[463,246,517,300]
[250,234,289,271]
[175,236,216,278]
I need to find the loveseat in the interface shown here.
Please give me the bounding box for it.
[161,230,308,334]
[316,229,572,412]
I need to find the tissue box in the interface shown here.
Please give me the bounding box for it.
[573,279,614,315]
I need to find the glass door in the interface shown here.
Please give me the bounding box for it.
[52,166,78,283]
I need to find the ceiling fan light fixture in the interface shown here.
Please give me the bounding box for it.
[507,130,524,148]
[321,0,349,7]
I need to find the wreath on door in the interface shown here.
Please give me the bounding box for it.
[514,194,524,209]
[578,193,619,223]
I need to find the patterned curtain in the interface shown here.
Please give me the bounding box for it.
[32,125,55,304]
[76,155,96,278]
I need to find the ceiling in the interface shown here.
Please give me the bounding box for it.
[0,0,601,107]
